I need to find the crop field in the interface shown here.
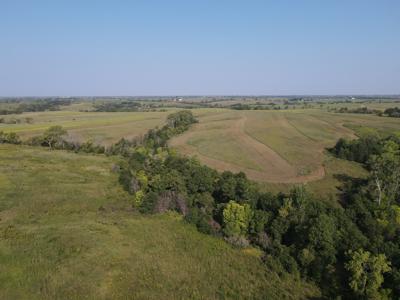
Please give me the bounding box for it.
[170,108,400,186]
[0,110,170,145]
[0,144,319,299]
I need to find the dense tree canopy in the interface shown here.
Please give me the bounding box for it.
[346,249,391,298]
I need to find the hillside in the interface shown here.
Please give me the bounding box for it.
[0,144,319,299]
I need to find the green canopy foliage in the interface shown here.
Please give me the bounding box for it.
[346,249,391,298]
[222,201,253,237]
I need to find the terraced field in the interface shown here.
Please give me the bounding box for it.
[170,109,400,184]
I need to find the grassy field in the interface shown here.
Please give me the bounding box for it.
[169,109,372,181]
[0,144,319,299]
[0,110,170,145]
[168,108,400,198]
[308,110,400,136]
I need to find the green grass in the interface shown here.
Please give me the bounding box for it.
[186,110,263,171]
[188,131,263,171]
[243,110,355,171]
[244,111,322,171]
[307,154,368,203]
[258,153,368,202]
[0,144,319,299]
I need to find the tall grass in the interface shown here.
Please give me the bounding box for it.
[0,145,319,299]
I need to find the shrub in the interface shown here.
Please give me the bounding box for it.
[224,236,250,248]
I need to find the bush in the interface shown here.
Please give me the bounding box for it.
[224,236,250,248]
[0,131,21,144]
[139,192,159,214]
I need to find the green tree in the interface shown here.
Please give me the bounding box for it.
[136,170,148,190]
[308,213,337,263]
[345,249,391,298]
[222,201,253,237]
[369,141,400,205]
[42,125,67,149]
[216,172,237,203]
[166,110,197,130]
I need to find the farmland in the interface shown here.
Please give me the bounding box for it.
[2,104,399,196]
[170,108,400,183]
[0,110,170,145]
[0,144,319,299]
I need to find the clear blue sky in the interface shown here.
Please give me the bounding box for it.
[1,0,399,96]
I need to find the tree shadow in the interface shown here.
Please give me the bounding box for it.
[333,173,368,206]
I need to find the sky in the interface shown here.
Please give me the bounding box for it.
[0,0,399,96]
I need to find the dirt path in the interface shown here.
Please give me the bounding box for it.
[169,114,325,183]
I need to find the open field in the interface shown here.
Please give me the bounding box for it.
[0,144,319,299]
[308,110,400,136]
[170,109,386,182]
[0,111,170,145]
[1,106,399,193]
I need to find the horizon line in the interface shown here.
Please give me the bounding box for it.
[1,94,400,98]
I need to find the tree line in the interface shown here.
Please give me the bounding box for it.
[0,110,198,154]
[332,106,400,118]
[0,98,73,115]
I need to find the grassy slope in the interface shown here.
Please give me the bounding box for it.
[171,109,364,181]
[0,144,319,299]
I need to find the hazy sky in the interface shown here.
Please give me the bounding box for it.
[1,0,399,96]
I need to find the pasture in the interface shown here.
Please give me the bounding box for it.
[0,144,319,299]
